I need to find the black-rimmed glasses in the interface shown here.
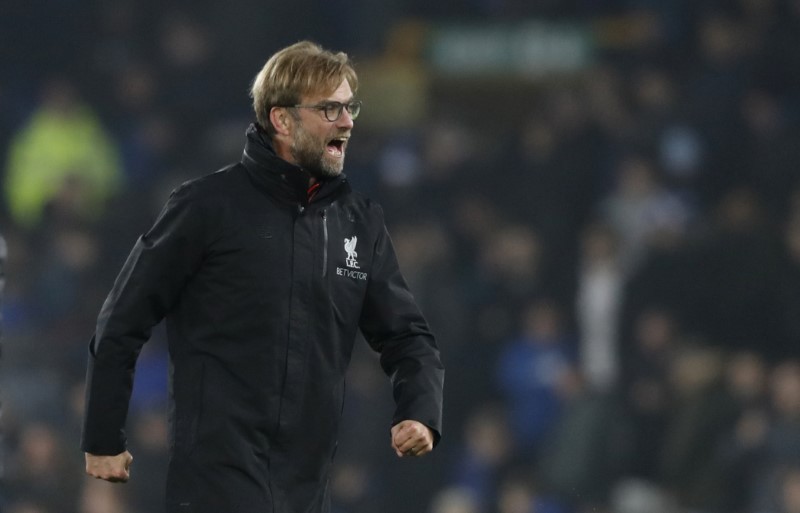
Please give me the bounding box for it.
[284,100,362,122]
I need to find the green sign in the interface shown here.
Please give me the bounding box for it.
[428,22,593,77]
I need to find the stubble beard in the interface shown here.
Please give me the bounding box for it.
[290,124,344,180]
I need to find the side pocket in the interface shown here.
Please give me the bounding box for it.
[165,452,197,512]
[172,360,205,453]
[188,361,205,452]
[166,362,204,512]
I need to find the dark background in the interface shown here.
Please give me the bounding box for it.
[3,1,800,512]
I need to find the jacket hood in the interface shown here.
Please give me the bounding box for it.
[241,123,348,206]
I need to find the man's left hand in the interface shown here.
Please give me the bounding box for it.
[391,420,434,458]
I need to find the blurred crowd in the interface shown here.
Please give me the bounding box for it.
[3,1,800,512]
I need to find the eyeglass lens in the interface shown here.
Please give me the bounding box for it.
[325,102,361,121]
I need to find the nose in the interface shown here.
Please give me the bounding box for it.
[336,108,354,129]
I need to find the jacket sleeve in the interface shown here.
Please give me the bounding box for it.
[81,184,207,455]
[359,208,445,445]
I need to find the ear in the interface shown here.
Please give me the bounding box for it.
[269,106,292,136]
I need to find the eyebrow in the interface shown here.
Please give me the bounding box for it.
[319,98,355,105]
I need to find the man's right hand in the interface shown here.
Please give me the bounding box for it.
[85,451,133,483]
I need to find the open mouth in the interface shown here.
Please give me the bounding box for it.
[326,137,348,158]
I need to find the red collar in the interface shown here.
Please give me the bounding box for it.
[307,182,321,202]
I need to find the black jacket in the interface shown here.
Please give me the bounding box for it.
[82,125,445,513]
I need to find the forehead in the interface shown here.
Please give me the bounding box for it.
[303,79,353,103]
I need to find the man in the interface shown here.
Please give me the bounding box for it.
[82,41,445,513]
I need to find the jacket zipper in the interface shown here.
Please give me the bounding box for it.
[321,209,328,277]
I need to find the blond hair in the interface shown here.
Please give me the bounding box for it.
[250,41,358,136]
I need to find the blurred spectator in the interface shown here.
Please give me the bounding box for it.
[108,63,175,190]
[692,187,785,357]
[779,467,800,513]
[747,361,800,512]
[731,88,800,222]
[714,351,770,513]
[539,368,629,510]
[31,225,101,327]
[495,299,574,462]
[625,66,706,200]
[687,13,752,202]
[462,222,545,382]
[600,153,690,272]
[4,79,122,230]
[504,89,606,272]
[448,403,512,509]
[495,472,567,513]
[329,460,376,513]
[619,307,678,481]
[428,487,480,513]
[475,225,543,309]
[79,479,129,513]
[719,360,800,512]
[449,193,503,277]
[658,344,738,511]
[609,479,676,513]
[4,422,81,512]
[778,211,800,358]
[725,350,769,408]
[576,221,623,392]
[391,220,463,345]
[156,12,223,130]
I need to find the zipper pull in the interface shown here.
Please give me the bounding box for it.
[297,204,305,215]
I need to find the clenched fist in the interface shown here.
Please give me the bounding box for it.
[391,420,434,458]
[85,451,133,483]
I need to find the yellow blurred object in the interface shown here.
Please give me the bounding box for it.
[5,101,123,228]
